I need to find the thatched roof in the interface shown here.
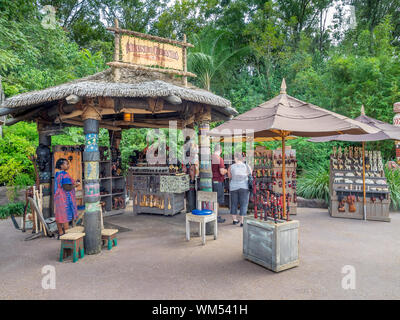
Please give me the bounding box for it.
[1,68,237,117]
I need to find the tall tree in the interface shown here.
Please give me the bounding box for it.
[188,29,248,92]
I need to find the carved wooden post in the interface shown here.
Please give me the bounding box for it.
[197,106,215,233]
[36,122,52,218]
[109,129,122,175]
[82,104,102,254]
[198,106,212,193]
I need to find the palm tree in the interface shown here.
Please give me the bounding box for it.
[188,31,248,91]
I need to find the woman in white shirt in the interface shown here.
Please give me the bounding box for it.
[228,152,252,227]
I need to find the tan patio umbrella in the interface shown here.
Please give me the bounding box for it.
[216,136,296,143]
[209,80,378,221]
[309,105,400,220]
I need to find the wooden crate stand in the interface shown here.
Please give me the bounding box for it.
[243,216,299,272]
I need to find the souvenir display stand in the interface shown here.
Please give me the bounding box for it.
[329,146,390,222]
[128,165,190,216]
[53,145,126,216]
[243,217,299,272]
[242,146,299,273]
[251,146,297,220]
[99,146,126,214]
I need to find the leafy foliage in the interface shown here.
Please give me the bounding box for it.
[0,201,25,219]
[0,133,36,185]
[188,30,249,91]
[384,166,400,210]
[297,164,330,204]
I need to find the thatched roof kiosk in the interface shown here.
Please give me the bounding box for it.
[0,24,237,255]
[0,67,237,130]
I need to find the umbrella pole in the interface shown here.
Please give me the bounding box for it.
[282,134,287,221]
[362,142,367,220]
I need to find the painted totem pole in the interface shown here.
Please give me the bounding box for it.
[82,104,102,254]
[199,121,213,193]
[36,123,52,218]
[198,106,215,234]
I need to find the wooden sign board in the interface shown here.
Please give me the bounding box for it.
[121,35,183,71]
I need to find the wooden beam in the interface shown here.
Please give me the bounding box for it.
[183,114,195,127]
[98,97,115,109]
[106,27,194,48]
[63,119,121,131]
[99,108,115,115]
[36,128,67,136]
[107,61,197,78]
[0,107,14,116]
[5,106,47,126]
[47,103,78,118]
[147,98,164,113]
[114,121,165,129]
[195,105,212,123]
[119,98,184,112]
[139,119,184,126]
[133,112,181,120]
[120,107,171,114]
[114,120,184,129]
[55,110,83,123]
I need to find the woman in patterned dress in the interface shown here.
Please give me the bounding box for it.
[54,158,80,237]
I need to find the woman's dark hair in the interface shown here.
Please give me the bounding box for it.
[55,158,68,170]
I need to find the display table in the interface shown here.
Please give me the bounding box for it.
[128,166,189,216]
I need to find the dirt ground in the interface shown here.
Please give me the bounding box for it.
[1,207,399,300]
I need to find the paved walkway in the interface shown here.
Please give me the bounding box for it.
[1,208,399,299]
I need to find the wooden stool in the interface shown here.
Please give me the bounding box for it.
[59,233,85,263]
[186,191,218,245]
[101,229,118,250]
[65,226,84,234]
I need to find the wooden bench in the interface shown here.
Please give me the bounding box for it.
[65,226,84,234]
[101,229,118,250]
[59,232,85,263]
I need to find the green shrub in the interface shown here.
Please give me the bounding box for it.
[13,173,35,188]
[384,166,400,210]
[0,202,25,219]
[297,163,330,204]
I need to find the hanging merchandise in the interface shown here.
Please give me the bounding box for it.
[329,146,390,221]
[250,146,297,223]
[126,146,190,216]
